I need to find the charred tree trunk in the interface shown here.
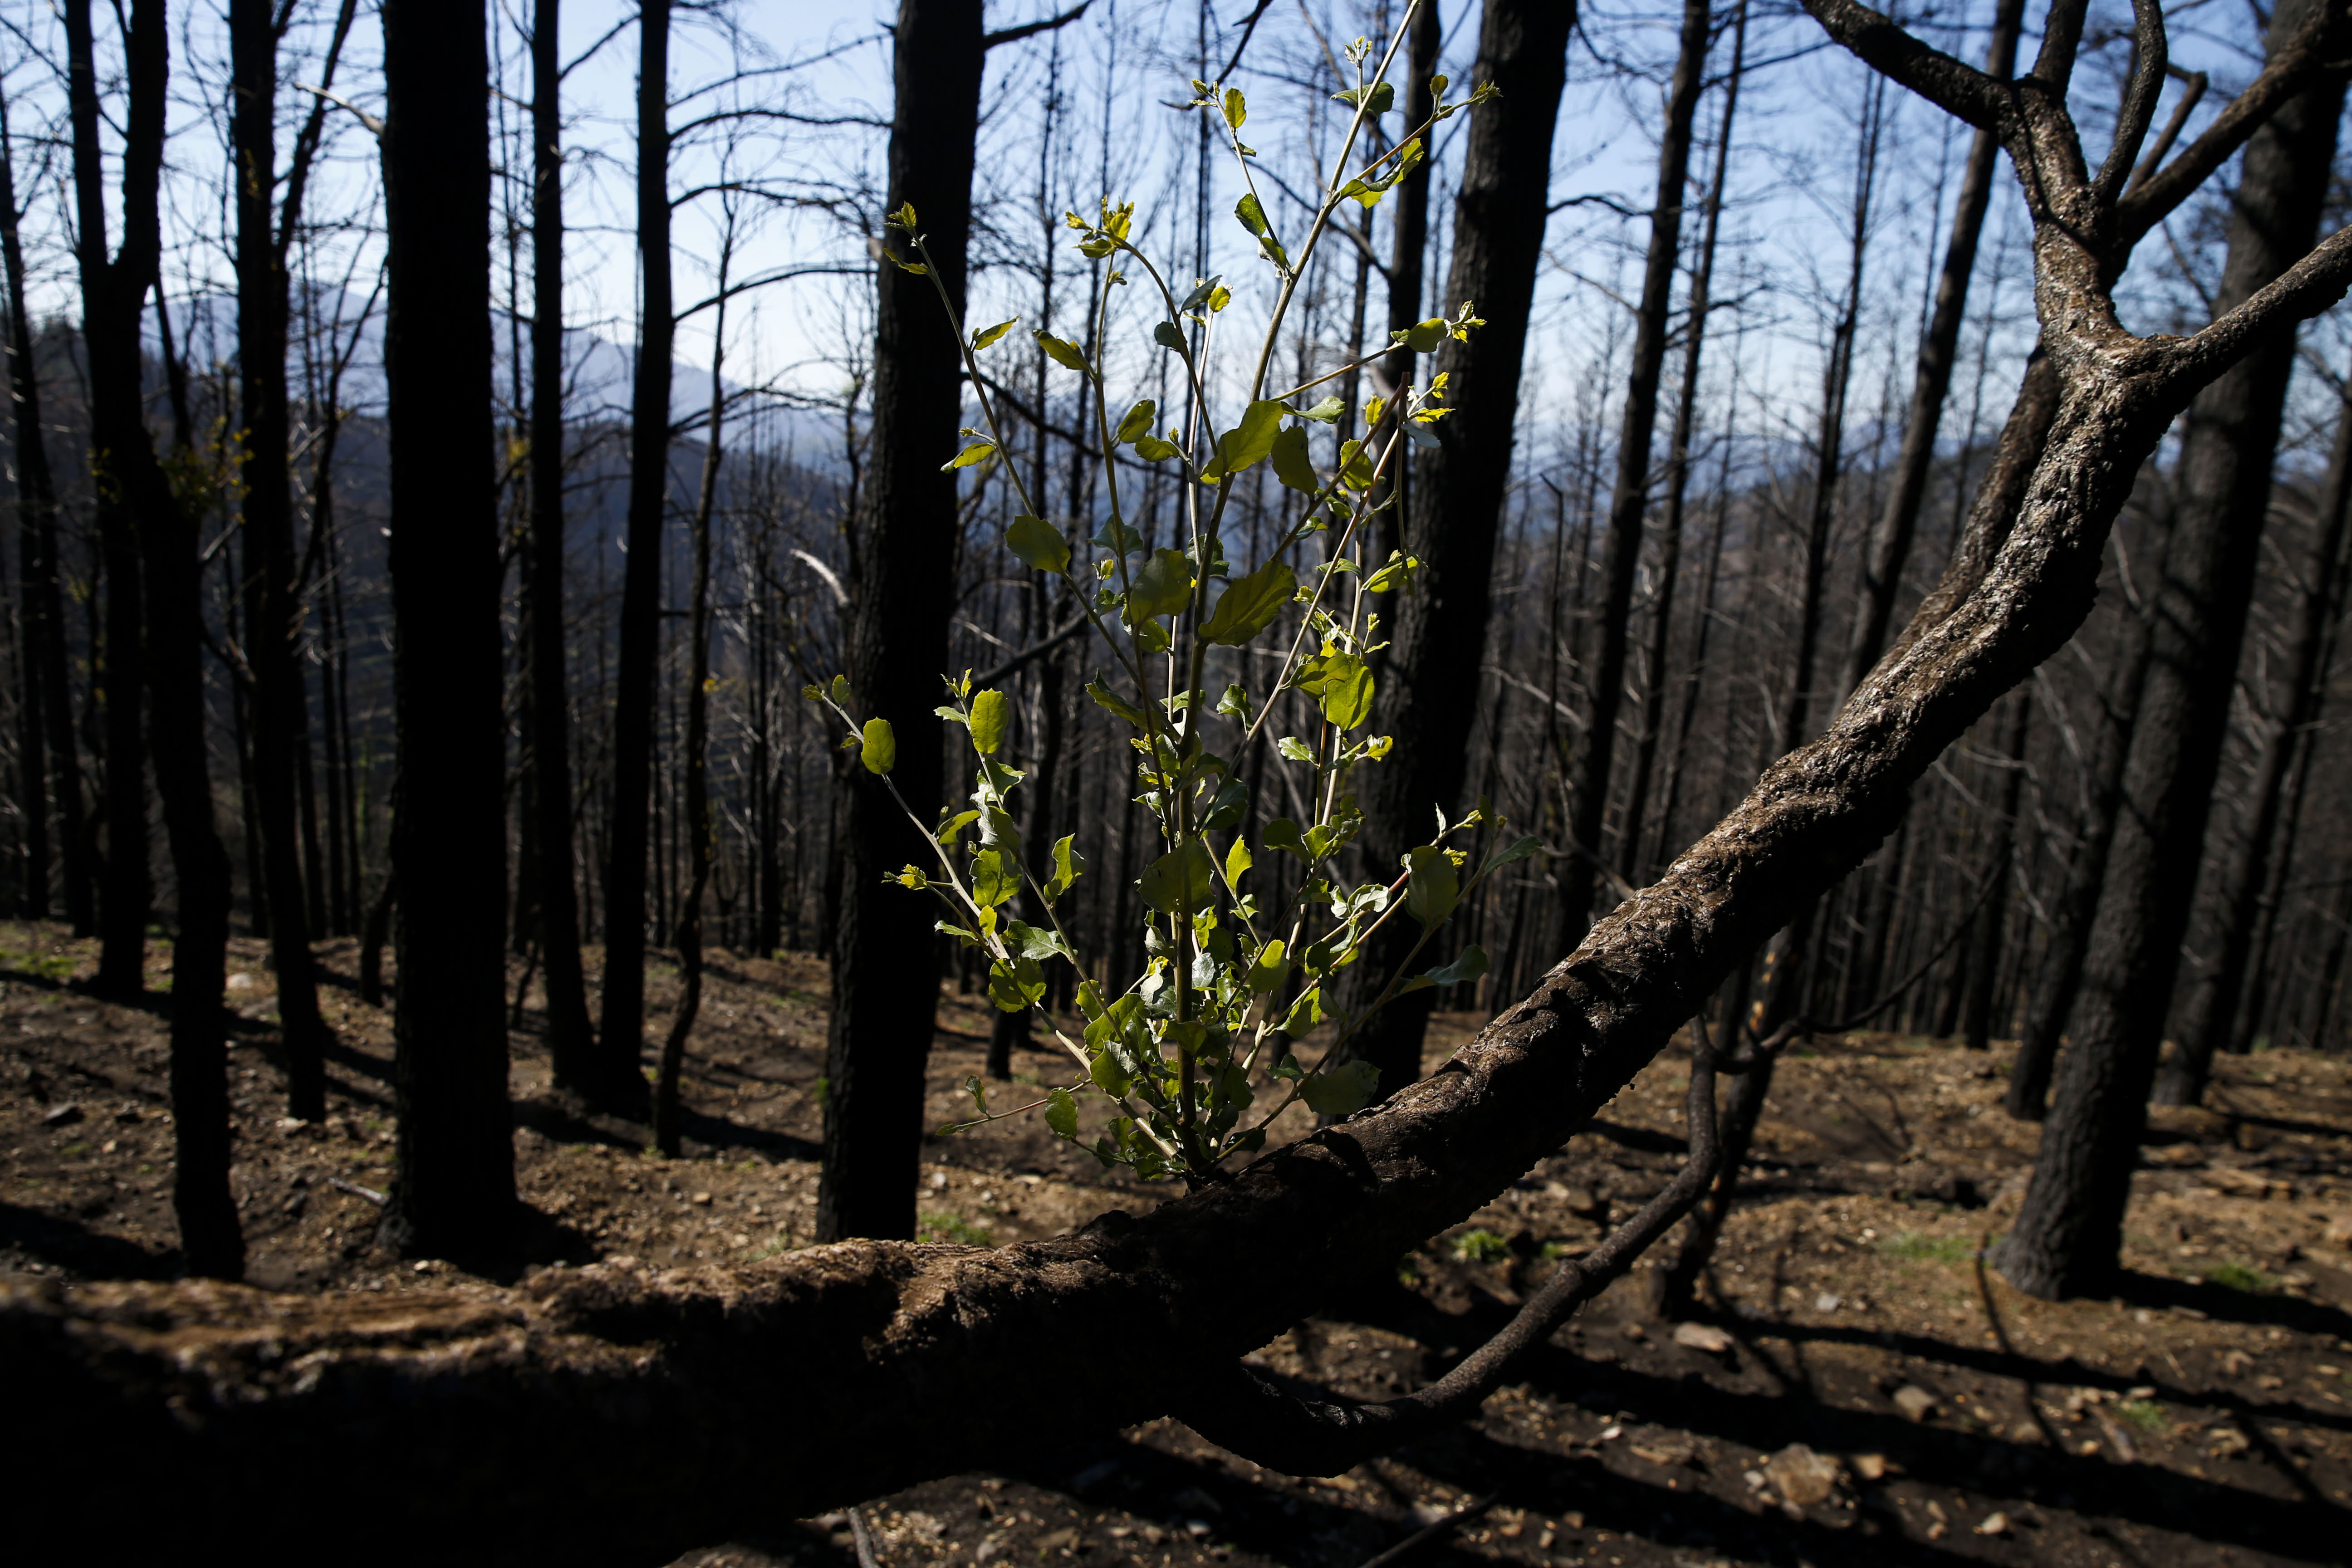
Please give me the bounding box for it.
[2157,372,2352,1102]
[378,0,516,1265]
[529,0,603,1102]
[67,0,241,1277]
[1995,0,2348,1298]
[1840,0,2022,693]
[819,0,985,1241]
[0,79,86,927]
[1339,0,1575,1104]
[231,0,334,1121]
[596,0,671,1122]
[1560,0,1706,926]
[1962,691,2030,1050]
[68,0,152,999]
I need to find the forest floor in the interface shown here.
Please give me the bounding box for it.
[3,916,2350,1568]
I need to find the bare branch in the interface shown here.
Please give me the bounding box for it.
[1798,0,2004,129]
[982,2,1089,50]
[2091,0,2167,202]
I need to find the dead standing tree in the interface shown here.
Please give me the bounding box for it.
[14,0,2352,1554]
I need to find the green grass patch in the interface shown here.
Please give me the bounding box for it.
[59,1142,87,1156]
[1450,1228,1512,1264]
[921,1212,994,1248]
[1881,1231,1975,1264]
[2117,1399,2166,1432]
[2203,1260,2274,1294]
[0,946,77,984]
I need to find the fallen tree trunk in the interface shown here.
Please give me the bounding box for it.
[12,2,2352,1562]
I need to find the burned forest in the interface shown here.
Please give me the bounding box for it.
[6,0,2352,1564]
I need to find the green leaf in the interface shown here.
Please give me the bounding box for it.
[1336,439,1376,490]
[1045,1086,1079,1139]
[1126,547,1196,622]
[1222,87,1246,129]
[1298,652,1374,729]
[1199,399,1288,485]
[1404,844,1459,927]
[1091,515,1144,555]
[1088,1046,1130,1098]
[1199,559,1297,647]
[1261,818,1307,858]
[859,718,897,775]
[1393,318,1447,354]
[1245,936,1289,994]
[1115,400,1156,444]
[1034,329,1092,376]
[968,688,1010,756]
[1331,80,1395,115]
[1234,191,1270,239]
[1153,320,1189,354]
[944,440,997,471]
[1201,776,1250,831]
[988,954,1047,1013]
[1086,676,1152,728]
[829,674,852,706]
[1299,395,1346,423]
[1401,943,1488,995]
[1179,275,1224,313]
[1005,514,1071,574]
[1007,920,1070,963]
[1480,833,1544,877]
[1139,840,1216,914]
[1132,433,1181,463]
[972,848,1021,909]
[1045,833,1086,900]
[888,200,918,229]
[1276,736,1316,763]
[1301,1058,1379,1117]
[1223,836,1254,887]
[970,317,1018,351]
[1269,424,1319,494]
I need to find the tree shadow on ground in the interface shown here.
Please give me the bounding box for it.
[0,1200,181,1280]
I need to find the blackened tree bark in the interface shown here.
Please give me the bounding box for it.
[1,79,86,927]
[67,0,152,999]
[1994,0,2349,1298]
[2006,596,2155,1118]
[1339,0,1575,1104]
[1619,0,1746,885]
[1558,0,1704,928]
[2157,372,2352,1102]
[231,0,340,1121]
[66,0,241,1278]
[530,0,603,1102]
[819,0,986,1242]
[378,0,516,1264]
[1365,0,1441,572]
[1840,0,2023,694]
[1961,691,2029,1049]
[596,0,670,1122]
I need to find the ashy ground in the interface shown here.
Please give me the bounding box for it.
[3,917,2348,1568]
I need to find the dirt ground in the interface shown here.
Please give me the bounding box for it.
[4,915,2350,1568]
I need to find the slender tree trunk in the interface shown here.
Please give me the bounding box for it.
[231,0,333,1120]
[1618,0,1744,885]
[378,0,516,1265]
[2157,373,2352,1102]
[529,0,603,1103]
[66,0,241,1276]
[1560,0,1708,927]
[1367,0,1441,572]
[1995,0,2347,1298]
[1962,692,2030,1049]
[68,0,152,998]
[1840,0,2023,694]
[0,80,85,927]
[819,0,985,1242]
[596,0,671,1122]
[655,284,726,1159]
[1338,0,1575,1105]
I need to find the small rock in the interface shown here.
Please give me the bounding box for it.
[1410,1503,1450,1527]
[2322,1215,2352,1250]
[1815,1292,1843,1313]
[1561,1185,1603,1218]
[691,1191,713,1205]
[41,1103,82,1127]
[283,1190,309,1218]
[1672,1321,1734,1354]
[1035,1527,1078,1553]
[1182,1519,1212,1539]
[115,1102,144,1123]
[1743,1470,1768,1491]
[1975,1511,2010,1536]
[227,972,255,990]
[1764,1443,1845,1507]
[1892,1384,1939,1421]
[2207,1427,2251,1457]
[1620,1321,1646,1342]
[1850,1453,1890,1481]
